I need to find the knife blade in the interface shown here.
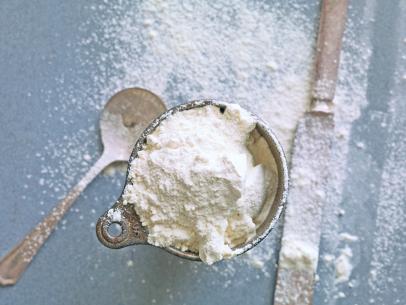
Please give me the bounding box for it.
[273,1,349,304]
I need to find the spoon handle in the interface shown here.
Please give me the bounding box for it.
[0,152,113,286]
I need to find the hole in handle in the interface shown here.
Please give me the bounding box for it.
[96,202,149,248]
[100,218,128,245]
[107,222,123,237]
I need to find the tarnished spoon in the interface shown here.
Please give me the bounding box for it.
[0,88,166,286]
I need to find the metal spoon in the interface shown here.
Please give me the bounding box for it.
[96,100,289,262]
[0,88,166,286]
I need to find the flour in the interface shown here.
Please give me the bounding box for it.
[83,0,316,155]
[23,0,379,300]
[123,103,275,264]
[335,246,353,284]
[368,52,406,303]
[279,239,319,270]
[339,232,359,242]
[107,208,122,222]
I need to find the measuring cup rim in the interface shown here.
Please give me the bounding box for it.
[97,99,289,262]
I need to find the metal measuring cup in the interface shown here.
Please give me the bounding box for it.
[96,100,289,262]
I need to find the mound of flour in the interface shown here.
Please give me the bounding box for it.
[123,103,274,264]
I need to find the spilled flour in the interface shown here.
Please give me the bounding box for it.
[83,0,316,153]
[21,0,399,304]
[334,246,354,284]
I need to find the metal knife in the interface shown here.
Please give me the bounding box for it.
[273,0,349,304]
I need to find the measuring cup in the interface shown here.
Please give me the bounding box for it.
[96,100,289,262]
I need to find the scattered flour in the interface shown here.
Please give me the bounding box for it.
[368,36,406,303]
[20,0,387,301]
[83,0,317,154]
[323,254,336,264]
[339,232,359,242]
[74,0,318,277]
[107,208,122,222]
[26,1,317,244]
[279,239,319,271]
[127,260,134,267]
[335,246,354,284]
[124,103,275,264]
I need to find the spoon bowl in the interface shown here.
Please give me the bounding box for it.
[100,88,167,161]
[96,100,289,262]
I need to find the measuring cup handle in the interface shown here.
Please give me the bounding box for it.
[0,152,113,286]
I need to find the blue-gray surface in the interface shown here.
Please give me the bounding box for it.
[0,1,405,305]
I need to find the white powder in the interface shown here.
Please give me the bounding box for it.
[123,103,275,264]
[23,0,381,298]
[339,232,359,242]
[29,0,316,240]
[279,239,319,270]
[84,0,316,154]
[107,208,122,222]
[335,246,354,284]
[368,53,406,302]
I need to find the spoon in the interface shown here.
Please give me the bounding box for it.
[0,88,166,286]
[96,100,289,262]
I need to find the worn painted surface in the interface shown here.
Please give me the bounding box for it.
[0,1,404,304]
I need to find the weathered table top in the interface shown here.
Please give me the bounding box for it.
[1,1,405,305]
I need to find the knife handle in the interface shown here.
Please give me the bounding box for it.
[312,0,348,111]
